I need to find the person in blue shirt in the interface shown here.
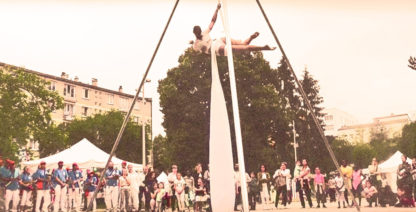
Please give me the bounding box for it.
[68,163,83,212]
[32,161,51,212]
[104,161,121,211]
[19,166,34,211]
[85,171,98,211]
[52,161,68,212]
[0,156,6,211]
[4,160,20,212]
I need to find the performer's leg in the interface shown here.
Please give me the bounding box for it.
[218,45,276,56]
[220,32,260,46]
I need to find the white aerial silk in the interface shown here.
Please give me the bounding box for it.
[209,34,235,212]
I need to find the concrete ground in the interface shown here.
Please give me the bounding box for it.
[90,201,414,212]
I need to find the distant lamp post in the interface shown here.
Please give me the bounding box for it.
[289,120,299,162]
[142,79,151,166]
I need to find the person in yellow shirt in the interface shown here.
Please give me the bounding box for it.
[340,160,353,207]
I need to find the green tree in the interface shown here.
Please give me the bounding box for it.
[368,127,399,161]
[158,49,291,172]
[328,136,353,167]
[0,64,63,161]
[41,110,149,164]
[400,122,416,157]
[409,56,416,71]
[294,70,329,171]
[351,143,375,168]
[152,135,171,171]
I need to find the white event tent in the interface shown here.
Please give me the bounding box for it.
[362,151,412,193]
[22,138,142,172]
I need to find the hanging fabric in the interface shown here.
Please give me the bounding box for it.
[209,31,236,212]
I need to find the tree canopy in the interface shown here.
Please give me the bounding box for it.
[40,110,149,164]
[157,49,330,173]
[0,65,63,161]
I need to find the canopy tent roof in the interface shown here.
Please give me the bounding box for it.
[22,138,142,171]
[378,151,412,173]
[361,150,412,193]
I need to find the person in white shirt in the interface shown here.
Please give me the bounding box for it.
[127,165,140,212]
[191,3,276,57]
[335,172,346,209]
[119,169,130,211]
[273,162,291,209]
[234,163,251,211]
[298,159,313,208]
[174,173,186,212]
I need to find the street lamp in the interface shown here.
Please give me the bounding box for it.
[289,120,299,162]
[142,79,151,166]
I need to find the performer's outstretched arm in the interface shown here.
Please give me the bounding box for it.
[208,3,221,31]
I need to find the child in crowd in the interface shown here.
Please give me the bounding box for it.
[314,167,326,208]
[248,172,259,210]
[174,172,186,212]
[155,182,166,212]
[362,181,378,207]
[194,178,207,212]
[327,175,336,202]
[335,172,346,209]
[150,183,158,212]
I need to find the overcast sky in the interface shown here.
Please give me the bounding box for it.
[1,0,416,137]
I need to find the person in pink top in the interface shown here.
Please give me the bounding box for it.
[314,167,326,208]
[351,166,363,206]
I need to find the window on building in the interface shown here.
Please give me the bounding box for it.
[108,94,114,104]
[120,97,129,109]
[82,107,88,116]
[133,116,139,123]
[325,115,333,121]
[48,81,56,91]
[64,103,74,116]
[83,89,89,99]
[64,84,75,97]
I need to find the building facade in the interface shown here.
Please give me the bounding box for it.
[322,108,358,136]
[1,62,152,161]
[337,114,411,144]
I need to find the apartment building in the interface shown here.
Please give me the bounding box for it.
[1,62,152,160]
[322,108,358,136]
[337,113,411,144]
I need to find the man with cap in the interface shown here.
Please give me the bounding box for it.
[68,163,83,212]
[85,170,98,211]
[104,161,121,211]
[33,161,51,212]
[52,161,69,212]
[121,161,128,173]
[3,160,20,212]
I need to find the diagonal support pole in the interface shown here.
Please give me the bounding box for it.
[255,0,360,211]
[87,0,180,210]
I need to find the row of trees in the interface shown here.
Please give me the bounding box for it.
[155,49,416,174]
[155,49,329,173]
[0,65,148,163]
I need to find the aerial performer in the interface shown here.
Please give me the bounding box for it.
[192,3,276,56]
